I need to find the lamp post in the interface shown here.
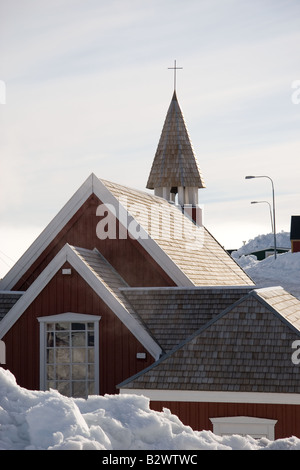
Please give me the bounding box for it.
[251,201,274,233]
[245,175,277,259]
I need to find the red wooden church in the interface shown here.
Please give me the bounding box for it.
[1,90,300,440]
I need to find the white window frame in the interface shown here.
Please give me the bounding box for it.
[210,416,277,440]
[38,312,101,396]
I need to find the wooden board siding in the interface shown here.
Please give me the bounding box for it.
[150,400,300,439]
[3,263,154,393]
[292,240,300,253]
[12,194,176,291]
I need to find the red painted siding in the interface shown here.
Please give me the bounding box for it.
[13,194,176,291]
[3,264,154,394]
[150,400,300,439]
[292,240,300,253]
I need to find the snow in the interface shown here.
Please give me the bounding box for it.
[233,231,291,257]
[1,367,300,451]
[232,232,300,299]
[1,231,300,451]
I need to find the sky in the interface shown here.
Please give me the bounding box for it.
[0,0,300,278]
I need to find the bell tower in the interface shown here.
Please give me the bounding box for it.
[146,64,205,225]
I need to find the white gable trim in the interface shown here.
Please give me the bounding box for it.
[120,388,300,405]
[0,174,95,291]
[92,178,194,287]
[0,247,67,338]
[38,312,101,323]
[0,174,194,291]
[66,245,162,359]
[0,244,162,360]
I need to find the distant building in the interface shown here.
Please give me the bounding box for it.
[291,216,300,253]
[246,247,289,260]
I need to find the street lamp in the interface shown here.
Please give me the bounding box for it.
[245,175,277,259]
[251,201,274,233]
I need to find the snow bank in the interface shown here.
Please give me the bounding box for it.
[233,232,291,257]
[0,368,300,450]
[232,232,300,299]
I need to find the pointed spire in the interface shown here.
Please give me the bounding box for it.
[146,91,205,193]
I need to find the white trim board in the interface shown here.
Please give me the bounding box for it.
[210,416,277,440]
[119,388,300,405]
[0,173,194,291]
[0,243,162,360]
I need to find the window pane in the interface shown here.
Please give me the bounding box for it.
[47,380,56,390]
[47,349,54,363]
[47,365,55,380]
[71,332,85,347]
[55,332,70,347]
[72,381,86,398]
[71,322,85,330]
[72,364,87,380]
[88,381,95,395]
[88,332,94,346]
[72,348,86,363]
[56,348,70,363]
[88,348,94,363]
[88,364,95,379]
[55,322,69,331]
[57,364,71,380]
[57,381,71,397]
[47,332,54,347]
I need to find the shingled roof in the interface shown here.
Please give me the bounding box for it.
[146,91,205,190]
[101,179,254,287]
[121,286,252,352]
[119,286,300,394]
[0,292,23,321]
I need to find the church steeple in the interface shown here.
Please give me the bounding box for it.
[146,90,205,207]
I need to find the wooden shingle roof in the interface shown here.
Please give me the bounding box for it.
[119,287,300,394]
[100,179,254,287]
[0,292,23,321]
[146,91,205,190]
[121,286,252,352]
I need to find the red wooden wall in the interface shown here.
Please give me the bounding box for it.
[13,194,176,291]
[3,263,154,393]
[292,240,300,253]
[150,400,300,439]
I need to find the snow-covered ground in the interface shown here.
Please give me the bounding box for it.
[1,231,300,451]
[231,232,300,299]
[1,367,300,451]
